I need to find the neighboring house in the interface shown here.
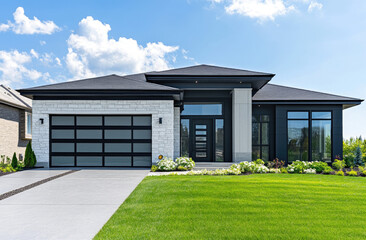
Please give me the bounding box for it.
[19,65,363,168]
[0,85,32,160]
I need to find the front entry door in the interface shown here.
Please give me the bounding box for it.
[191,119,213,162]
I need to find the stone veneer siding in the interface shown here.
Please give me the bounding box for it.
[32,100,175,167]
[0,104,30,159]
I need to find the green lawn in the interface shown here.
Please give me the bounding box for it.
[95,174,366,240]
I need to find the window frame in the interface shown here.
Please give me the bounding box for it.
[252,114,270,162]
[286,110,333,164]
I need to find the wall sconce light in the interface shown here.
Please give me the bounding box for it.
[159,117,163,124]
[40,118,44,124]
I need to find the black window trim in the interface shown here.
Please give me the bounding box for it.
[252,114,270,162]
[286,110,333,164]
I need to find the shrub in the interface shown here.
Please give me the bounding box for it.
[344,154,355,168]
[11,153,18,169]
[175,157,195,170]
[304,168,316,174]
[310,161,328,173]
[267,158,284,169]
[238,161,268,174]
[157,157,177,171]
[181,168,241,176]
[30,150,37,168]
[336,171,344,176]
[322,166,333,174]
[287,161,310,173]
[332,159,345,170]
[347,170,358,176]
[24,142,32,168]
[362,170,366,176]
[269,168,281,173]
[151,165,158,172]
[358,166,364,172]
[254,159,264,165]
[354,146,363,166]
[280,168,288,173]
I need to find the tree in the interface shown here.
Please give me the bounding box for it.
[11,152,18,169]
[24,141,33,167]
[30,150,37,167]
[354,146,363,166]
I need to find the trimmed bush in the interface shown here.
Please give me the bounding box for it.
[347,170,358,177]
[175,157,195,170]
[310,161,328,173]
[30,150,37,167]
[157,157,177,171]
[336,171,345,176]
[11,152,18,169]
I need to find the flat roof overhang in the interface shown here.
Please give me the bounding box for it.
[252,100,363,109]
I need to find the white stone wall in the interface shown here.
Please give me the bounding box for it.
[232,88,252,162]
[173,107,180,159]
[32,100,175,167]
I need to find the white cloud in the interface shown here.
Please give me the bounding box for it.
[30,49,39,59]
[40,40,46,46]
[225,0,294,21]
[214,0,323,21]
[182,49,195,61]
[0,7,60,35]
[308,1,322,12]
[0,50,43,86]
[66,16,179,79]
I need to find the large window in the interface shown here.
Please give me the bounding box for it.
[252,115,269,162]
[26,112,32,135]
[180,119,190,157]
[287,111,332,163]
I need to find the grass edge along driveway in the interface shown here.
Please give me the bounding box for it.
[95,174,366,240]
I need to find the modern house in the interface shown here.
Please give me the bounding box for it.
[0,85,32,160]
[19,65,363,168]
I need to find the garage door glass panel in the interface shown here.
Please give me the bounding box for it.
[77,143,102,152]
[133,116,151,126]
[105,116,131,126]
[52,116,74,126]
[133,130,151,139]
[105,130,131,139]
[133,143,151,153]
[76,116,102,126]
[52,156,74,166]
[52,130,74,139]
[52,143,74,152]
[133,156,151,166]
[77,156,102,166]
[77,130,102,139]
[105,156,131,166]
[105,143,131,152]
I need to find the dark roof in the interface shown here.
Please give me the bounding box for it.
[20,74,178,91]
[253,84,363,102]
[146,64,274,76]
[0,85,31,110]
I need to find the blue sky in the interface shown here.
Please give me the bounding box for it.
[0,0,365,138]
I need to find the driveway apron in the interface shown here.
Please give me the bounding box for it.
[0,169,149,240]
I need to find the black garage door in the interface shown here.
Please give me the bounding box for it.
[50,115,152,167]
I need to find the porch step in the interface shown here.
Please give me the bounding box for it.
[193,162,233,170]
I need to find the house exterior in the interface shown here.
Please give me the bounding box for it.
[0,85,32,160]
[19,65,363,168]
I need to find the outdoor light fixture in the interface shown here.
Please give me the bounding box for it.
[159,117,163,124]
[158,155,164,160]
[40,118,44,124]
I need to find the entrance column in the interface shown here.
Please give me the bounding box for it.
[232,88,252,162]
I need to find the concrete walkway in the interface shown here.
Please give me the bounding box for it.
[0,169,149,240]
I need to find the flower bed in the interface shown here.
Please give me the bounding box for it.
[151,157,366,178]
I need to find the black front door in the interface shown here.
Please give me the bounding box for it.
[190,119,213,162]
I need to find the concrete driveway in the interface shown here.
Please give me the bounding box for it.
[0,169,149,240]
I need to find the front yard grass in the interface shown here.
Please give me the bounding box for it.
[95,174,366,240]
